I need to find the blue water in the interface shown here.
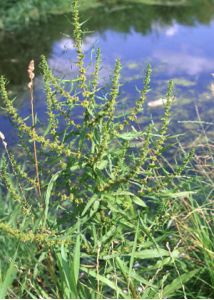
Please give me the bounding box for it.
[1,3,214,146]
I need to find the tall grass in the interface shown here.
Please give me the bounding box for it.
[0,0,213,298]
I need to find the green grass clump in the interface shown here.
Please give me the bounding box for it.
[0,0,213,298]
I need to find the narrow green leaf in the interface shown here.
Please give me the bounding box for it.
[116,257,156,287]
[81,266,128,298]
[130,248,176,259]
[161,269,199,298]
[43,171,61,226]
[162,191,196,198]
[100,225,117,244]
[132,196,147,208]
[129,221,139,283]
[81,195,97,216]
[116,131,145,140]
[112,191,147,207]
[0,259,17,298]
[73,219,81,285]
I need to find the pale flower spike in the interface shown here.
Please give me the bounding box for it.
[28,60,35,89]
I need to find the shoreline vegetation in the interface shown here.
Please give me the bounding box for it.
[0,0,213,298]
[1,0,214,32]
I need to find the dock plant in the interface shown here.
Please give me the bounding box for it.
[0,0,213,298]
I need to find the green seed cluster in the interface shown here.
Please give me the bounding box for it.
[0,76,79,158]
[0,222,74,247]
[128,64,151,123]
[150,80,174,167]
[0,159,31,214]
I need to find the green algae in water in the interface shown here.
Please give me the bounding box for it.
[172,78,196,87]
[126,62,139,70]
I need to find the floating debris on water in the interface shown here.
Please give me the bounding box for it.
[148,98,168,107]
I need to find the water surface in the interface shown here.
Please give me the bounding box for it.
[1,1,214,145]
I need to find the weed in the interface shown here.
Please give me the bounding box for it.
[0,0,213,298]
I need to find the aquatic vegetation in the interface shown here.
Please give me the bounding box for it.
[0,0,213,298]
[1,0,214,32]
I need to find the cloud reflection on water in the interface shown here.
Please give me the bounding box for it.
[153,51,214,76]
[48,35,112,84]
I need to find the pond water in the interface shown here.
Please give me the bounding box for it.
[0,1,214,146]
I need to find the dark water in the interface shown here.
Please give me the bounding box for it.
[1,1,214,145]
